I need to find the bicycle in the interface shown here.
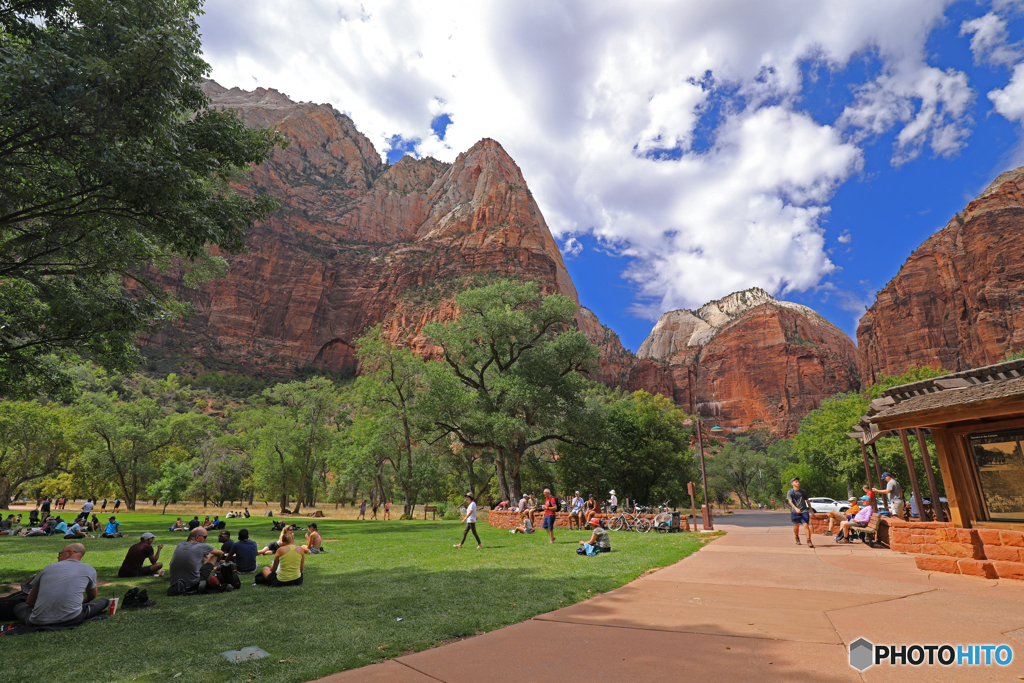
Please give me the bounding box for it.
[608,506,651,533]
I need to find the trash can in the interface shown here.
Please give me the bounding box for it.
[669,510,680,532]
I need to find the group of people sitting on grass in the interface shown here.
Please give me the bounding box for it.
[168,515,228,533]
[2,512,124,539]
[225,509,250,518]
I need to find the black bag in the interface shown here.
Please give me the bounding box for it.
[216,562,241,590]
[0,585,31,620]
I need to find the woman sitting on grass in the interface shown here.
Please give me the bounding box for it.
[509,511,534,535]
[255,529,306,587]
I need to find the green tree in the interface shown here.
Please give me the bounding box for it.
[74,391,212,510]
[557,390,694,506]
[147,459,193,515]
[0,0,283,398]
[0,400,73,508]
[346,326,440,516]
[239,378,340,513]
[423,279,600,502]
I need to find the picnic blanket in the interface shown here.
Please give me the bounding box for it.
[0,614,107,636]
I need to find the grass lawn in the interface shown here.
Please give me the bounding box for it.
[0,515,711,683]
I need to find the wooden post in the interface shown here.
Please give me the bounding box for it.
[860,441,879,512]
[687,482,697,532]
[870,443,884,494]
[898,429,926,522]
[916,428,946,523]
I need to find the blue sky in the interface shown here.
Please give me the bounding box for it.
[198,0,1024,352]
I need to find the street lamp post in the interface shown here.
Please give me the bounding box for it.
[694,418,720,531]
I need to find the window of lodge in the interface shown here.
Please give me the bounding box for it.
[969,429,1024,522]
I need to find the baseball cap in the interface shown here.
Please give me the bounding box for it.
[790,477,800,483]
[140,532,156,540]
[848,497,857,502]
[881,472,892,479]
[860,496,870,501]
[575,491,580,495]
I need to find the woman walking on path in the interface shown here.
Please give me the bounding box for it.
[454,493,481,549]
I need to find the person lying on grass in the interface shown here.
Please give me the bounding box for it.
[258,529,288,556]
[454,493,481,549]
[14,543,110,627]
[303,523,324,554]
[167,527,225,596]
[255,529,306,587]
[578,518,611,554]
[509,511,535,534]
[118,532,165,578]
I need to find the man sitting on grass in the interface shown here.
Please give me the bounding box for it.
[14,543,110,627]
[167,527,224,595]
[187,516,201,531]
[218,530,234,559]
[64,519,88,539]
[232,529,258,574]
[578,518,611,554]
[303,523,324,554]
[119,532,165,577]
[101,516,121,538]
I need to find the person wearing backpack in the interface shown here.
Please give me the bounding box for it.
[541,488,558,544]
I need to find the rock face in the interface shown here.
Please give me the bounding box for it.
[858,167,1024,382]
[145,82,857,435]
[578,288,861,436]
[142,82,578,374]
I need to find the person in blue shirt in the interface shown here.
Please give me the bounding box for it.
[101,516,121,538]
[53,518,68,535]
[231,529,258,574]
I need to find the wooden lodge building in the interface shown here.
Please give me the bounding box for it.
[849,358,1024,581]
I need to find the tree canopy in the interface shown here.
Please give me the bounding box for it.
[0,0,283,397]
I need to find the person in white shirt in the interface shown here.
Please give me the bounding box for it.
[608,490,618,513]
[454,493,481,549]
[569,491,585,530]
[82,500,94,515]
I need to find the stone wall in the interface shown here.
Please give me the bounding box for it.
[883,518,1024,581]
[486,510,690,532]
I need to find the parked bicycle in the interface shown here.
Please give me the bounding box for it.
[608,505,651,532]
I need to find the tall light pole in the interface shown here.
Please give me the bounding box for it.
[694,418,715,531]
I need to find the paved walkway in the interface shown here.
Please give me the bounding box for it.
[313,525,1024,682]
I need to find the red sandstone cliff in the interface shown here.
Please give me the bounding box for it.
[579,289,861,436]
[142,82,578,374]
[146,82,857,436]
[857,167,1024,382]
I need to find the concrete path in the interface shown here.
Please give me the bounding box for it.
[312,525,1024,682]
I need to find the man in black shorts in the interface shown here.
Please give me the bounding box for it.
[118,532,165,577]
[787,477,814,547]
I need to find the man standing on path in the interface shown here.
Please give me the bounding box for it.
[787,477,813,548]
[542,488,557,544]
[14,544,109,627]
[873,473,905,518]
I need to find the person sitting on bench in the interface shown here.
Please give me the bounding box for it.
[839,497,874,543]
[14,543,110,627]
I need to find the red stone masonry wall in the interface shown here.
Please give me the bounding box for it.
[882,518,1024,582]
[486,510,691,532]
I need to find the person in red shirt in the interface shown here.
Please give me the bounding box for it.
[542,488,557,544]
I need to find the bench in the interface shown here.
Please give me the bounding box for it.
[424,505,437,520]
[852,513,882,547]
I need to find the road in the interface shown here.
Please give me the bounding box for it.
[703,509,792,528]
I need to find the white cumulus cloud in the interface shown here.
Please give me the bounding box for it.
[198,0,988,317]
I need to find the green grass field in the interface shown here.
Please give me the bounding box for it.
[0,515,710,683]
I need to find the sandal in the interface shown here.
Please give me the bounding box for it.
[807,541,815,548]
[795,538,801,545]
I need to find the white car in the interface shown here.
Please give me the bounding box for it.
[807,497,851,514]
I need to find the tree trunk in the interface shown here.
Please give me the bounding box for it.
[495,451,510,502]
